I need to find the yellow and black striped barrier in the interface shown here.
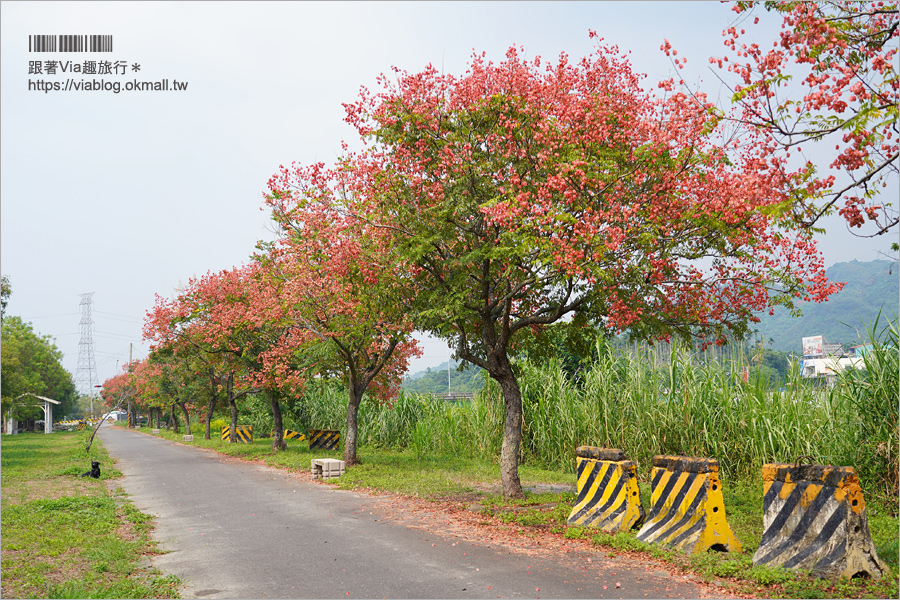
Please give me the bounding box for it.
[270,429,306,442]
[309,429,340,451]
[284,429,305,441]
[567,447,645,533]
[635,455,741,554]
[221,425,253,443]
[752,461,887,579]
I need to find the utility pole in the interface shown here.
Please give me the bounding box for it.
[128,343,133,428]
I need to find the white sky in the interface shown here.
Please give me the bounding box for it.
[1,1,894,391]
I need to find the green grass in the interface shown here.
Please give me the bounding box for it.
[0,431,181,599]
[148,425,573,497]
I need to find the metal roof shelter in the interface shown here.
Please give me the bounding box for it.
[7,393,61,434]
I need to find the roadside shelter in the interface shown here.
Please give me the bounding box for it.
[6,393,61,434]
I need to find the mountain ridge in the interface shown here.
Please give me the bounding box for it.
[753,259,898,353]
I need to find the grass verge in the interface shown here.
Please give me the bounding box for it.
[143,424,899,599]
[0,430,181,599]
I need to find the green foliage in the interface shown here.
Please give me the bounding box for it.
[238,393,277,434]
[1,315,78,420]
[563,527,591,540]
[401,361,486,395]
[1,274,10,318]
[209,417,229,433]
[592,531,655,553]
[828,315,899,503]
[509,320,607,385]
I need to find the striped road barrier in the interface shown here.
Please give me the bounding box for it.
[221,425,253,443]
[752,461,887,580]
[309,429,340,451]
[567,446,645,533]
[271,429,306,442]
[635,455,741,554]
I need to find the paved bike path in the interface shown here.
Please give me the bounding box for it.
[98,427,710,599]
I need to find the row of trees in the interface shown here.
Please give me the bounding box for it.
[1,277,79,424]
[105,3,896,498]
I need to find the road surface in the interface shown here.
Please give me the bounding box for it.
[98,427,719,599]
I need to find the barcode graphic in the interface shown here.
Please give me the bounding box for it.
[29,35,113,53]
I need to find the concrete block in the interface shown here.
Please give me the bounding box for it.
[152,429,160,434]
[311,458,345,479]
[182,434,194,442]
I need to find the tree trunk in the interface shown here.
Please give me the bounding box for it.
[179,402,191,435]
[496,369,525,499]
[227,374,238,443]
[344,385,363,465]
[170,403,180,434]
[228,397,238,443]
[270,393,287,451]
[205,393,217,441]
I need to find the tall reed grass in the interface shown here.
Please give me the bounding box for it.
[271,323,898,510]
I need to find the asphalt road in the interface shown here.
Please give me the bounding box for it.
[97,427,711,599]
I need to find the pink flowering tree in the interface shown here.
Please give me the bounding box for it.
[278,43,843,498]
[261,189,421,465]
[127,358,169,429]
[145,264,310,449]
[100,361,140,418]
[144,272,260,443]
[705,1,898,240]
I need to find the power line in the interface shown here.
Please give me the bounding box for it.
[95,329,139,338]
[94,310,141,322]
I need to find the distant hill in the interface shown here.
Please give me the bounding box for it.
[754,259,898,353]
[401,360,486,394]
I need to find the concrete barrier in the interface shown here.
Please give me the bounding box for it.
[309,429,340,451]
[271,428,306,442]
[635,455,741,554]
[221,425,253,443]
[311,458,345,479]
[752,462,887,580]
[567,447,644,533]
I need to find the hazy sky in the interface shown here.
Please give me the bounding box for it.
[2,1,894,392]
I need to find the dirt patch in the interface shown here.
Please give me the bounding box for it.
[0,542,100,599]
[1,476,104,505]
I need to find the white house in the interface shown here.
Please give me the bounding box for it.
[799,335,864,387]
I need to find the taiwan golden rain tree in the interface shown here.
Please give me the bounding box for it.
[272,43,842,498]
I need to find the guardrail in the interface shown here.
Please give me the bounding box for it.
[431,393,475,402]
